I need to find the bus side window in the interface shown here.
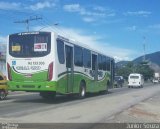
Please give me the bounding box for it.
[106,57,110,71]
[98,54,102,70]
[57,39,65,64]
[74,46,83,67]
[83,49,91,68]
[102,56,106,70]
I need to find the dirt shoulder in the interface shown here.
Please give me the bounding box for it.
[107,87,160,123]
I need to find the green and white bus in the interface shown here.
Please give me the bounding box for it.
[7,31,115,99]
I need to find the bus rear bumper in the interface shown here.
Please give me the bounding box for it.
[7,81,57,92]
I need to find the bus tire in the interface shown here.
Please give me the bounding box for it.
[0,90,7,100]
[78,81,86,99]
[40,91,56,100]
[105,81,109,94]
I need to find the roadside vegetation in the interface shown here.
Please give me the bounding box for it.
[116,61,154,81]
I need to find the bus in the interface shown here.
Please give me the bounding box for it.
[7,31,115,99]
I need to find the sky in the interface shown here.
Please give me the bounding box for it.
[0,0,160,61]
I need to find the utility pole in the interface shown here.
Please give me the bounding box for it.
[14,16,42,32]
[143,36,146,62]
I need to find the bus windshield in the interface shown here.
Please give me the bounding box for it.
[9,32,51,58]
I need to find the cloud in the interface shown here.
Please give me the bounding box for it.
[124,11,151,17]
[93,6,106,12]
[0,1,21,10]
[63,4,82,12]
[63,4,106,17]
[0,43,6,52]
[33,25,136,61]
[0,1,56,11]
[126,26,137,31]
[0,35,7,54]
[0,36,7,43]
[148,24,160,29]
[63,4,115,23]
[0,36,7,54]
[28,1,56,11]
[93,6,115,17]
[82,17,96,22]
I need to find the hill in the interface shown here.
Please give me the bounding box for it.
[133,51,160,66]
[116,51,160,73]
[116,61,130,68]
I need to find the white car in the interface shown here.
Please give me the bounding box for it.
[152,78,159,84]
[128,73,144,88]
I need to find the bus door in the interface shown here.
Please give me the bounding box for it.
[65,45,74,93]
[92,54,98,81]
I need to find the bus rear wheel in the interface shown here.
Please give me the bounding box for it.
[40,91,56,100]
[78,81,86,99]
[0,90,7,100]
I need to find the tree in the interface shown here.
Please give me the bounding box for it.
[116,65,132,80]
[135,64,154,80]
[116,62,154,80]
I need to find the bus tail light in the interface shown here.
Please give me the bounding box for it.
[7,63,12,81]
[48,62,53,81]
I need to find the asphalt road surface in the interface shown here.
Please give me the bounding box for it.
[0,82,159,128]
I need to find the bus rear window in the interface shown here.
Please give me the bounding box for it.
[9,32,51,58]
[130,76,139,79]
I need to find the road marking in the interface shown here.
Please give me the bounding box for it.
[0,92,37,103]
[8,92,37,97]
[0,99,15,103]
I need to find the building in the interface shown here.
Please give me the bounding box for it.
[0,43,6,75]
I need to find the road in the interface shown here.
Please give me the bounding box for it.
[0,83,160,126]
[0,83,152,117]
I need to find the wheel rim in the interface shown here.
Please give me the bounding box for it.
[0,91,6,100]
[81,87,85,97]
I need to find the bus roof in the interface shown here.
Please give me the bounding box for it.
[55,32,114,59]
[9,31,114,60]
[129,73,142,76]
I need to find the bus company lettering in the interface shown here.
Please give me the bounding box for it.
[98,71,103,77]
[16,66,29,70]
[16,66,41,71]
[15,61,45,71]
[89,70,103,77]
[18,32,39,35]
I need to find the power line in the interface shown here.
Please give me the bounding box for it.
[14,16,42,32]
[1,8,78,41]
[40,16,72,38]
